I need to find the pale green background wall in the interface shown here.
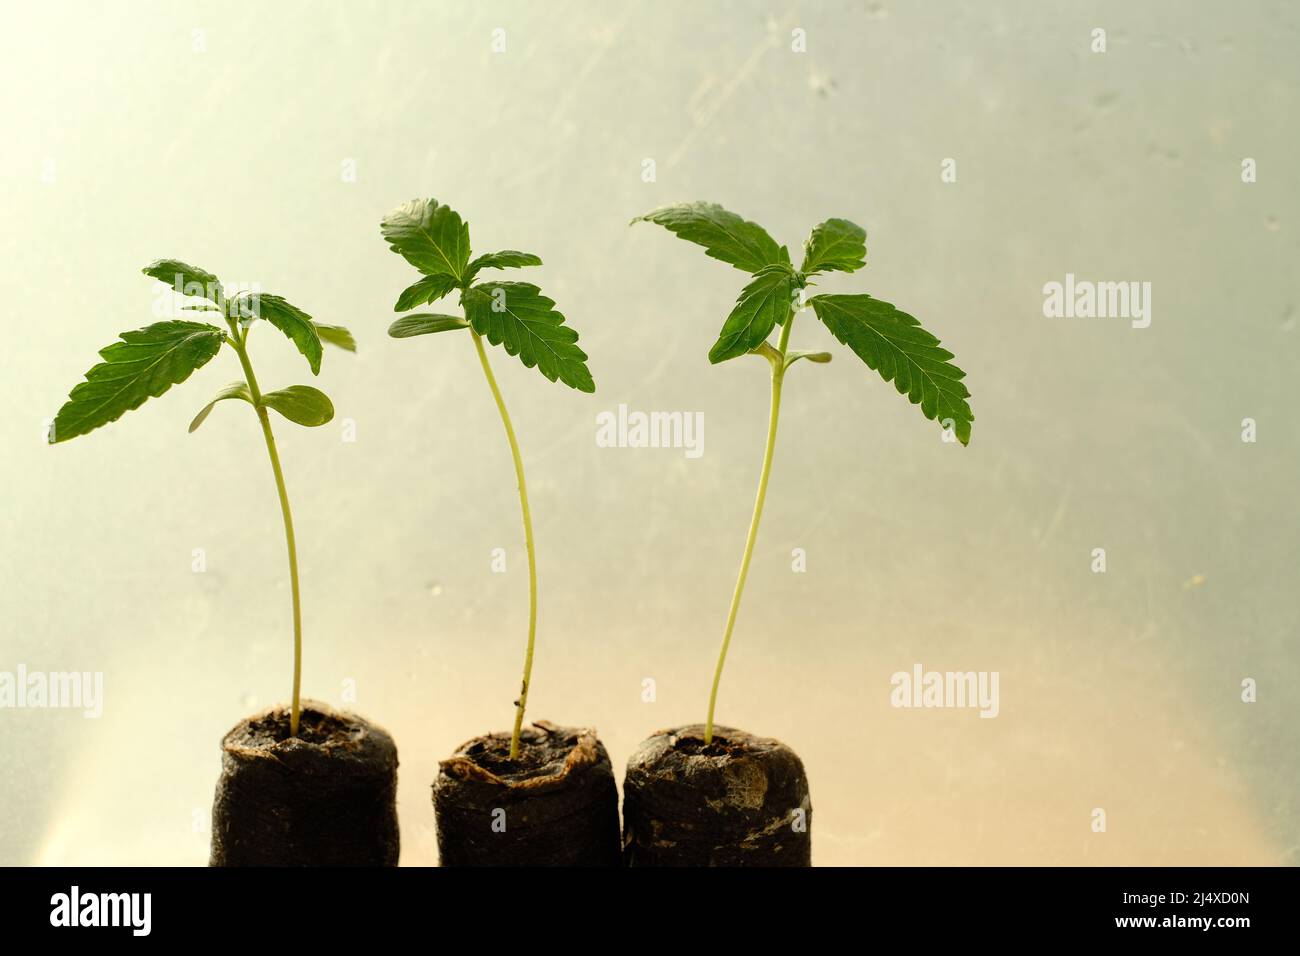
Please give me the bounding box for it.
[1,0,1296,865]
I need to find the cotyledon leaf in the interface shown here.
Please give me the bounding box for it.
[784,349,833,368]
[49,320,226,443]
[260,385,334,427]
[189,382,253,433]
[388,313,469,338]
[808,294,974,445]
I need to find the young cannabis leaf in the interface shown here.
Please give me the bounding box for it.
[49,261,355,737]
[634,202,975,742]
[381,198,594,760]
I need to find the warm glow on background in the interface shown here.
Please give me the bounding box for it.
[1,0,1296,866]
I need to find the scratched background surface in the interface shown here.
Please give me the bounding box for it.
[1,0,1296,865]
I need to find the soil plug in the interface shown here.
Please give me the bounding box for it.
[433,722,620,866]
[211,701,399,866]
[622,725,811,866]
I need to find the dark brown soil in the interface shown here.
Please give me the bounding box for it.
[229,705,357,748]
[458,726,571,779]
[666,729,748,758]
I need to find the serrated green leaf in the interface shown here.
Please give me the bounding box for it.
[313,322,356,352]
[260,385,334,427]
[388,313,469,338]
[801,219,867,274]
[462,282,594,392]
[189,382,253,433]
[49,321,226,443]
[142,259,224,304]
[633,202,788,273]
[394,273,458,312]
[464,250,542,283]
[709,267,795,364]
[233,292,322,375]
[381,198,471,281]
[809,294,973,444]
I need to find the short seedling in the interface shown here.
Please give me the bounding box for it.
[381,199,594,760]
[635,203,975,743]
[49,261,354,736]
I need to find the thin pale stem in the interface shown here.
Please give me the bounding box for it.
[471,330,538,760]
[705,312,797,744]
[229,322,304,738]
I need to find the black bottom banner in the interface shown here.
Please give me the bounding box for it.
[0,865,1286,942]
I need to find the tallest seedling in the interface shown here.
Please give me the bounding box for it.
[634,203,975,743]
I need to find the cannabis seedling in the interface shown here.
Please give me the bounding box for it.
[634,203,975,743]
[381,199,594,759]
[48,261,355,736]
